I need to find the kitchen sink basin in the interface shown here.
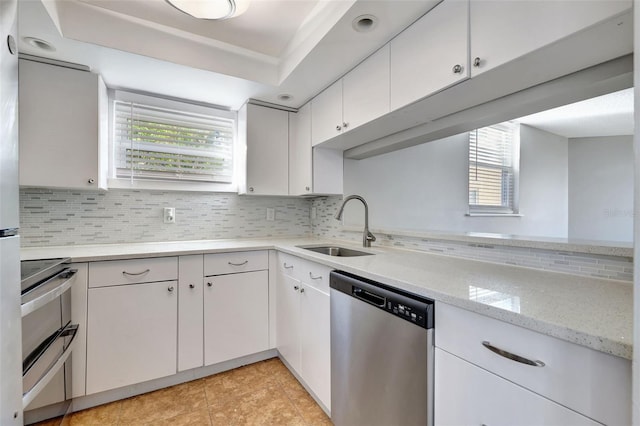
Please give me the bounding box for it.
[297,245,374,257]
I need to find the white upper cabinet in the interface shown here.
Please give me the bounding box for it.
[311,80,343,146]
[469,0,632,77]
[290,103,343,196]
[311,46,390,147]
[242,103,289,195]
[19,59,107,190]
[390,0,469,111]
[342,45,390,132]
[289,103,313,195]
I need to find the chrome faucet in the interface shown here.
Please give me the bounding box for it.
[334,195,376,248]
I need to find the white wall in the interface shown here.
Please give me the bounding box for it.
[343,124,569,238]
[568,136,634,242]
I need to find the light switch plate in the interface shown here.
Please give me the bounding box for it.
[266,208,275,221]
[164,207,176,224]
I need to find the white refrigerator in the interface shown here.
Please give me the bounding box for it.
[0,0,23,423]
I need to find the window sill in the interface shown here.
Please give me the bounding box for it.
[466,213,524,217]
[108,178,238,193]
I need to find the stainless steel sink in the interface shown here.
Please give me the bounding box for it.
[297,245,373,257]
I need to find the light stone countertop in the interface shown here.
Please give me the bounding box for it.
[21,237,633,360]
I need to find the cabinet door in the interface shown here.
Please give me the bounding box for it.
[86,281,178,395]
[311,80,343,146]
[19,59,104,189]
[246,104,289,195]
[289,103,313,195]
[204,271,269,365]
[470,0,631,77]
[178,255,204,372]
[390,0,469,111]
[435,348,599,426]
[342,45,390,131]
[276,273,301,372]
[300,283,330,410]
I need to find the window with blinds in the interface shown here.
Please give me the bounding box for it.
[113,100,234,183]
[468,122,520,214]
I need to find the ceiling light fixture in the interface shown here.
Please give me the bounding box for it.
[352,15,378,33]
[22,37,56,52]
[166,0,250,20]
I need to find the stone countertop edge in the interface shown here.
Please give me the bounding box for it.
[21,237,633,360]
[339,226,634,258]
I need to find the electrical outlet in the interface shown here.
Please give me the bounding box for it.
[164,207,176,224]
[266,208,275,221]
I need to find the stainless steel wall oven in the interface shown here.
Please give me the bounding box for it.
[21,258,78,424]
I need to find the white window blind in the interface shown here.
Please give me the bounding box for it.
[468,122,519,214]
[114,100,234,183]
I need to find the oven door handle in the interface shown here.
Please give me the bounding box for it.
[21,269,77,317]
[22,323,78,409]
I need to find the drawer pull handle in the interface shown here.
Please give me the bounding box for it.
[284,263,294,269]
[122,269,150,276]
[482,341,545,367]
[189,284,195,289]
[207,282,213,287]
[309,272,322,280]
[228,261,248,267]
[168,286,174,293]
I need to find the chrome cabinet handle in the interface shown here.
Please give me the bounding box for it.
[283,263,294,269]
[168,286,174,292]
[248,187,254,192]
[482,341,545,367]
[88,178,95,184]
[189,284,195,289]
[336,125,342,131]
[309,272,322,280]
[452,64,463,74]
[294,285,299,291]
[122,269,150,276]
[342,122,349,128]
[473,57,481,67]
[305,186,310,191]
[300,288,305,293]
[207,282,213,287]
[228,260,248,266]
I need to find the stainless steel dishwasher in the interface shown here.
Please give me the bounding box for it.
[330,271,434,426]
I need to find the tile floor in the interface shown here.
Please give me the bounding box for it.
[36,357,332,426]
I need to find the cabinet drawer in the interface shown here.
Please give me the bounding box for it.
[204,250,268,276]
[435,348,598,426]
[89,257,178,288]
[277,252,331,294]
[435,303,631,425]
[277,252,303,280]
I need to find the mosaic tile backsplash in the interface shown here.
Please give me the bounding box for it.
[311,196,633,282]
[19,190,632,282]
[20,188,311,247]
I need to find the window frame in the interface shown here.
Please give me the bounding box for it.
[108,90,239,193]
[467,121,521,216]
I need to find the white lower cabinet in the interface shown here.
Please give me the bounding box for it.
[299,283,330,409]
[178,255,204,372]
[434,302,631,425]
[435,348,599,426]
[204,270,269,365]
[86,280,178,394]
[276,274,301,372]
[276,253,331,411]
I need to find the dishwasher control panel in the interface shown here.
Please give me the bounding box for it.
[331,270,434,329]
[388,300,427,328]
